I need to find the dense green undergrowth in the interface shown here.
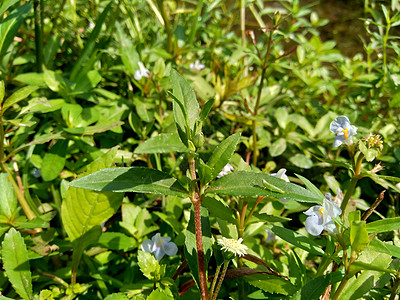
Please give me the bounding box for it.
[1,0,400,299]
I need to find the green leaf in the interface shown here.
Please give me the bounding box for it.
[69,167,188,197]
[138,250,164,281]
[291,272,343,300]
[41,139,69,182]
[104,293,129,300]
[2,85,40,112]
[199,98,215,121]
[366,217,400,233]
[2,228,33,300]
[61,148,123,278]
[0,0,20,16]
[271,226,325,256]
[135,133,190,154]
[184,206,212,288]
[70,2,112,81]
[350,221,369,253]
[252,212,290,223]
[115,22,140,78]
[244,274,297,295]
[295,174,325,199]
[97,232,136,251]
[120,204,158,239]
[0,80,4,106]
[0,3,30,59]
[62,121,123,135]
[170,69,200,136]
[207,171,323,204]
[0,173,17,220]
[269,138,286,157]
[207,133,240,179]
[147,289,174,300]
[368,238,400,259]
[289,154,313,169]
[202,196,236,224]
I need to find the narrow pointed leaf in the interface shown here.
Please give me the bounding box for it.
[69,167,188,197]
[366,217,400,233]
[170,69,199,132]
[2,85,40,112]
[207,133,240,179]
[0,173,17,219]
[135,133,190,154]
[207,171,323,204]
[2,228,33,300]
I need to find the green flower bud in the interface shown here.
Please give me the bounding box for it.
[192,132,205,148]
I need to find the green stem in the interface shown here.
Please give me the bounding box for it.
[389,264,400,300]
[382,18,390,78]
[241,0,248,76]
[340,152,364,213]
[156,0,173,55]
[188,0,203,45]
[252,27,274,166]
[212,262,229,300]
[33,0,44,72]
[209,264,221,300]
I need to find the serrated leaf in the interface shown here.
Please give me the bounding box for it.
[207,171,323,204]
[2,84,40,112]
[202,196,236,224]
[170,69,199,134]
[135,133,190,154]
[244,273,296,295]
[207,133,240,179]
[69,167,188,197]
[271,226,325,256]
[0,173,17,219]
[138,250,164,281]
[41,139,69,182]
[62,121,123,135]
[184,206,212,288]
[2,228,33,300]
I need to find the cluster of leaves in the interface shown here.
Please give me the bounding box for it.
[0,0,400,299]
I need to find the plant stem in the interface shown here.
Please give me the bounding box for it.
[212,262,229,300]
[188,154,208,300]
[389,264,400,300]
[252,27,273,166]
[241,0,248,76]
[156,0,173,55]
[209,264,221,299]
[33,0,44,72]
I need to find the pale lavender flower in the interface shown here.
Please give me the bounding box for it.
[217,163,234,178]
[141,233,178,261]
[330,116,358,147]
[189,60,205,71]
[134,62,150,81]
[304,196,342,236]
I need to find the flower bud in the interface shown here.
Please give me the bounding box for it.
[192,132,205,148]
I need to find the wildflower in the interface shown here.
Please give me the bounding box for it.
[217,163,234,178]
[271,168,289,201]
[265,229,276,243]
[134,62,150,81]
[217,237,248,257]
[304,196,342,236]
[141,233,178,261]
[330,115,358,147]
[189,60,205,71]
[271,168,289,182]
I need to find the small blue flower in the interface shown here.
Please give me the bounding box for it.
[190,60,205,71]
[304,195,342,236]
[141,233,178,261]
[134,62,151,81]
[330,116,358,147]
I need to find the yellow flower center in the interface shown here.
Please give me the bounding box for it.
[342,128,349,140]
[318,207,324,216]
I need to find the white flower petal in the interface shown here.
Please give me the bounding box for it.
[305,214,324,236]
